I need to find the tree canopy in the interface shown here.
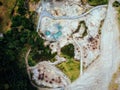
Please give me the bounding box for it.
[61,44,74,58]
[0,0,56,89]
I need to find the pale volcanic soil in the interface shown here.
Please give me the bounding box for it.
[66,0,120,90]
[29,0,120,90]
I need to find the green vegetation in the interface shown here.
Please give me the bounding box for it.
[98,20,104,35]
[30,0,40,3]
[113,1,120,24]
[113,1,120,7]
[56,54,80,82]
[0,1,3,6]
[88,0,108,6]
[0,0,39,33]
[50,57,57,63]
[73,21,82,33]
[73,21,88,38]
[0,31,37,90]
[61,44,74,58]
[58,44,79,82]
[29,44,56,64]
[81,21,88,37]
[109,65,120,90]
[17,0,28,15]
[0,0,16,33]
[11,15,34,30]
[118,8,120,24]
[0,0,55,89]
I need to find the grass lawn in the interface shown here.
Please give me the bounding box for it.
[56,54,80,82]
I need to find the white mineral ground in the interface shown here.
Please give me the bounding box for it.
[27,0,120,90]
[66,0,120,90]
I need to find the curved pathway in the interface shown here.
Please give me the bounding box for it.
[25,48,40,88]
[37,3,107,32]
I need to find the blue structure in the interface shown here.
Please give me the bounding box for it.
[45,31,51,36]
[45,24,63,40]
[53,31,62,40]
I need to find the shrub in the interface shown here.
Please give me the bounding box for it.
[61,44,74,58]
[88,0,108,6]
[0,1,3,6]
[113,1,120,7]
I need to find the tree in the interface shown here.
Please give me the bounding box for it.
[17,0,28,15]
[61,44,74,58]
[0,1,3,6]
[0,29,38,90]
[112,1,120,7]
[11,15,23,27]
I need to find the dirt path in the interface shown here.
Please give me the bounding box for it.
[25,48,40,88]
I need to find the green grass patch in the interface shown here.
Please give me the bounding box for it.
[56,54,80,82]
[88,0,108,6]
